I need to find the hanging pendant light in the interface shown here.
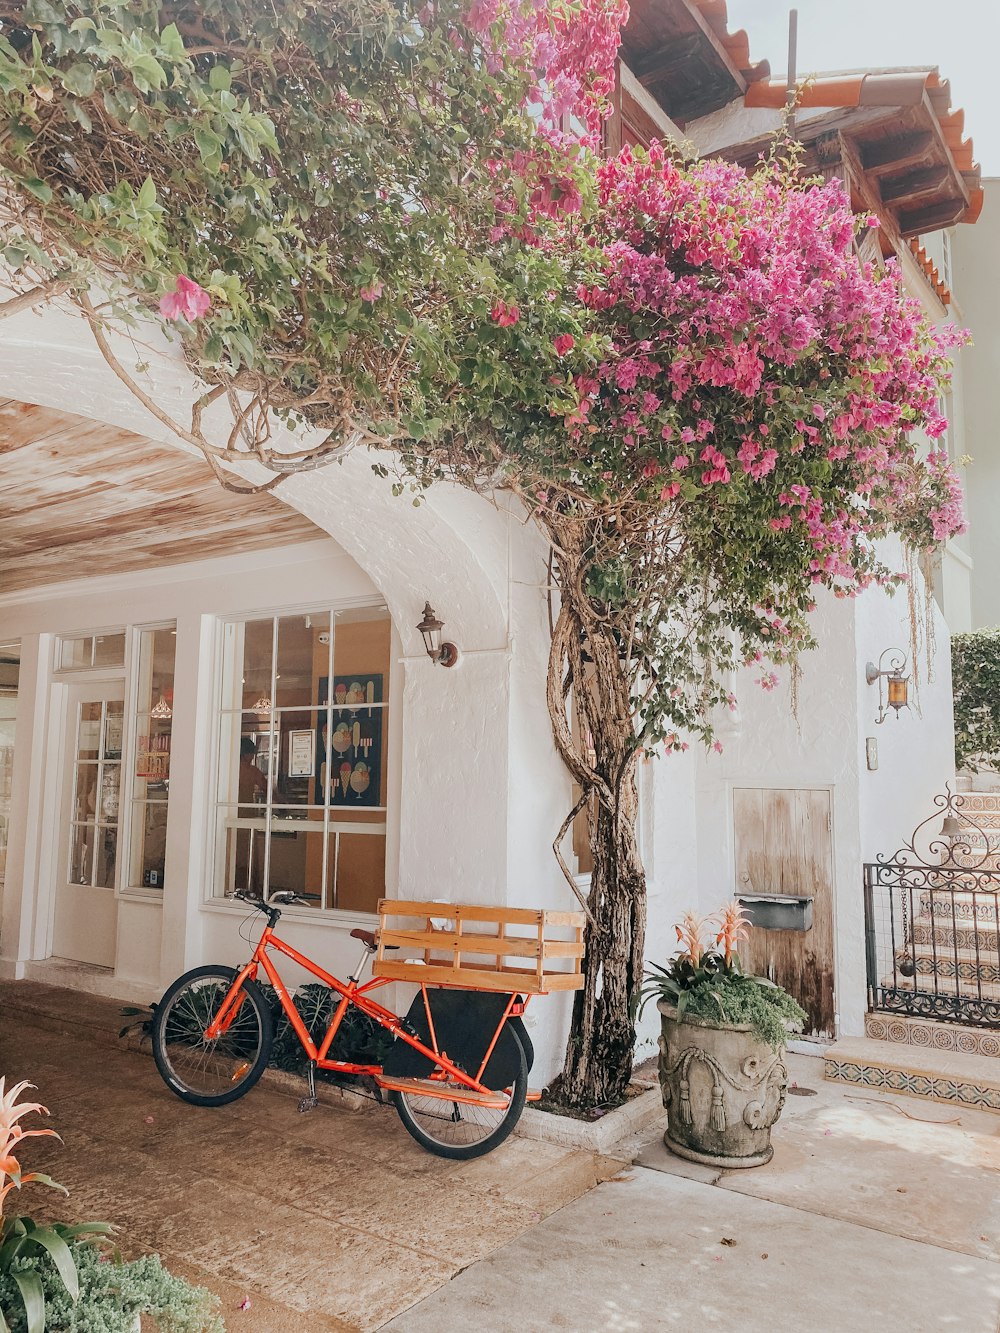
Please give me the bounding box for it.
[151,695,172,719]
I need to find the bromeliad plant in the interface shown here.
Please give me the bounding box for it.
[639,903,807,1051]
[0,1078,223,1333]
[0,1077,111,1333]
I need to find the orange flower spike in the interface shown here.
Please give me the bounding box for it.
[675,911,710,967]
[714,900,752,966]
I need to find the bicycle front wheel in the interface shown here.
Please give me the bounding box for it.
[392,1028,528,1160]
[152,965,273,1107]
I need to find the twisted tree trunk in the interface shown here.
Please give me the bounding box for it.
[543,520,649,1107]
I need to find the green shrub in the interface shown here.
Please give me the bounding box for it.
[0,1243,223,1333]
[952,628,1000,772]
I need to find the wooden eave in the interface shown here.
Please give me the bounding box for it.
[621,0,768,125]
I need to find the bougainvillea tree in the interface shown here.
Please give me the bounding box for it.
[0,0,965,1104]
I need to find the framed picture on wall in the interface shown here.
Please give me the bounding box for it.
[288,729,314,778]
[317,674,383,807]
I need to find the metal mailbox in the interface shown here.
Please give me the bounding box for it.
[737,893,814,932]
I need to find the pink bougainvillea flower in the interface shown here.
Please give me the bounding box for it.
[552,333,575,356]
[159,274,211,322]
[359,279,383,303]
[491,301,520,327]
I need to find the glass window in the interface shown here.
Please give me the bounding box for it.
[213,606,391,914]
[68,699,122,889]
[57,633,125,671]
[0,642,19,891]
[128,627,175,892]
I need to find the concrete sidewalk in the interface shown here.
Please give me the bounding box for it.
[388,1053,1000,1331]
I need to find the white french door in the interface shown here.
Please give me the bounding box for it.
[52,681,125,967]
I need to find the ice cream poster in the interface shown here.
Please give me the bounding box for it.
[317,674,383,806]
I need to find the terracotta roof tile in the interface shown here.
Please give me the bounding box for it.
[690,0,769,85]
[908,239,951,306]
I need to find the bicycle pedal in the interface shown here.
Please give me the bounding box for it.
[297,1096,319,1114]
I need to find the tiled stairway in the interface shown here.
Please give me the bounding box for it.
[825,788,1000,1112]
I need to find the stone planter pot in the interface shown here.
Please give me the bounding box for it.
[657,999,789,1169]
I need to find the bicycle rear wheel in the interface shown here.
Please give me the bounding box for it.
[152,965,273,1107]
[392,1027,528,1160]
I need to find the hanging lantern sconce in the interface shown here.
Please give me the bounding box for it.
[865,648,910,726]
[416,602,460,668]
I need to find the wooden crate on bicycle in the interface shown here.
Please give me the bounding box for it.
[373,899,585,994]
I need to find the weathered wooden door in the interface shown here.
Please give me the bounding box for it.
[733,787,835,1037]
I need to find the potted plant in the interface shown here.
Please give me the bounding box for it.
[639,903,807,1169]
[0,1077,223,1333]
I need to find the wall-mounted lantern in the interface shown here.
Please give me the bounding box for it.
[865,648,910,726]
[416,602,460,668]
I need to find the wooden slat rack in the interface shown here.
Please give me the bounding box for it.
[373,899,585,994]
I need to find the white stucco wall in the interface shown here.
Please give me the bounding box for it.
[952,179,1000,630]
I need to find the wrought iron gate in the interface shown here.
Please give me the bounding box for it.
[864,787,1000,1029]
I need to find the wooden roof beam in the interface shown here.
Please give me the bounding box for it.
[632,34,702,87]
[897,197,967,236]
[860,130,934,175]
[679,0,747,93]
[879,164,951,205]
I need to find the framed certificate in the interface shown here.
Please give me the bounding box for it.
[288,729,314,778]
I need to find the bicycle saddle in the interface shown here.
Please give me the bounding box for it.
[350,928,399,952]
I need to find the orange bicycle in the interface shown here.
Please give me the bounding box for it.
[151,892,552,1159]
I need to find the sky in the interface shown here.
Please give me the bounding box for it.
[724,0,1000,175]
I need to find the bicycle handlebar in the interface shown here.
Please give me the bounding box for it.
[234,890,309,924]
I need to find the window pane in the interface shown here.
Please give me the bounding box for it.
[99,763,121,825]
[332,830,386,914]
[272,708,326,808]
[137,627,176,714]
[128,628,176,891]
[70,823,95,885]
[77,703,102,761]
[94,825,117,888]
[242,619,275,712]
[93,633,126,667]
[0,642,17,891]
[130,802,167,890]
[275,612,329,709]
[73,762,98,822]
[134,715,171,797]
[60,637,92,671]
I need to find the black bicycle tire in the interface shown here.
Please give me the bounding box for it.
[152,964,274,1107]
[392,1026,528,1160]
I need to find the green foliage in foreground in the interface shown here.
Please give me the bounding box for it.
[952,627,1000,772]
[0,1242,223,1333]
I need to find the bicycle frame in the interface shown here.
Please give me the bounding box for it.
[204,922,528,1105]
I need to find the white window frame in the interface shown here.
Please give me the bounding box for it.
[207,596,396,922]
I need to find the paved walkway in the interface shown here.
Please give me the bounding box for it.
[5,983,1000,1331]
[0,990,624,1331]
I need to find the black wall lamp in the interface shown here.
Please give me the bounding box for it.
[417,602,460,668]
[866,648,910,725]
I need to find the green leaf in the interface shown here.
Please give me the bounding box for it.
[22,179,52,204]
[11,1269,45,1333]
[137,176,157,209]
[129,54,167,93]
[158,22,185,60]
[209,63,232,92]
[26,1228,79,1301]
[61,62,96,98]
